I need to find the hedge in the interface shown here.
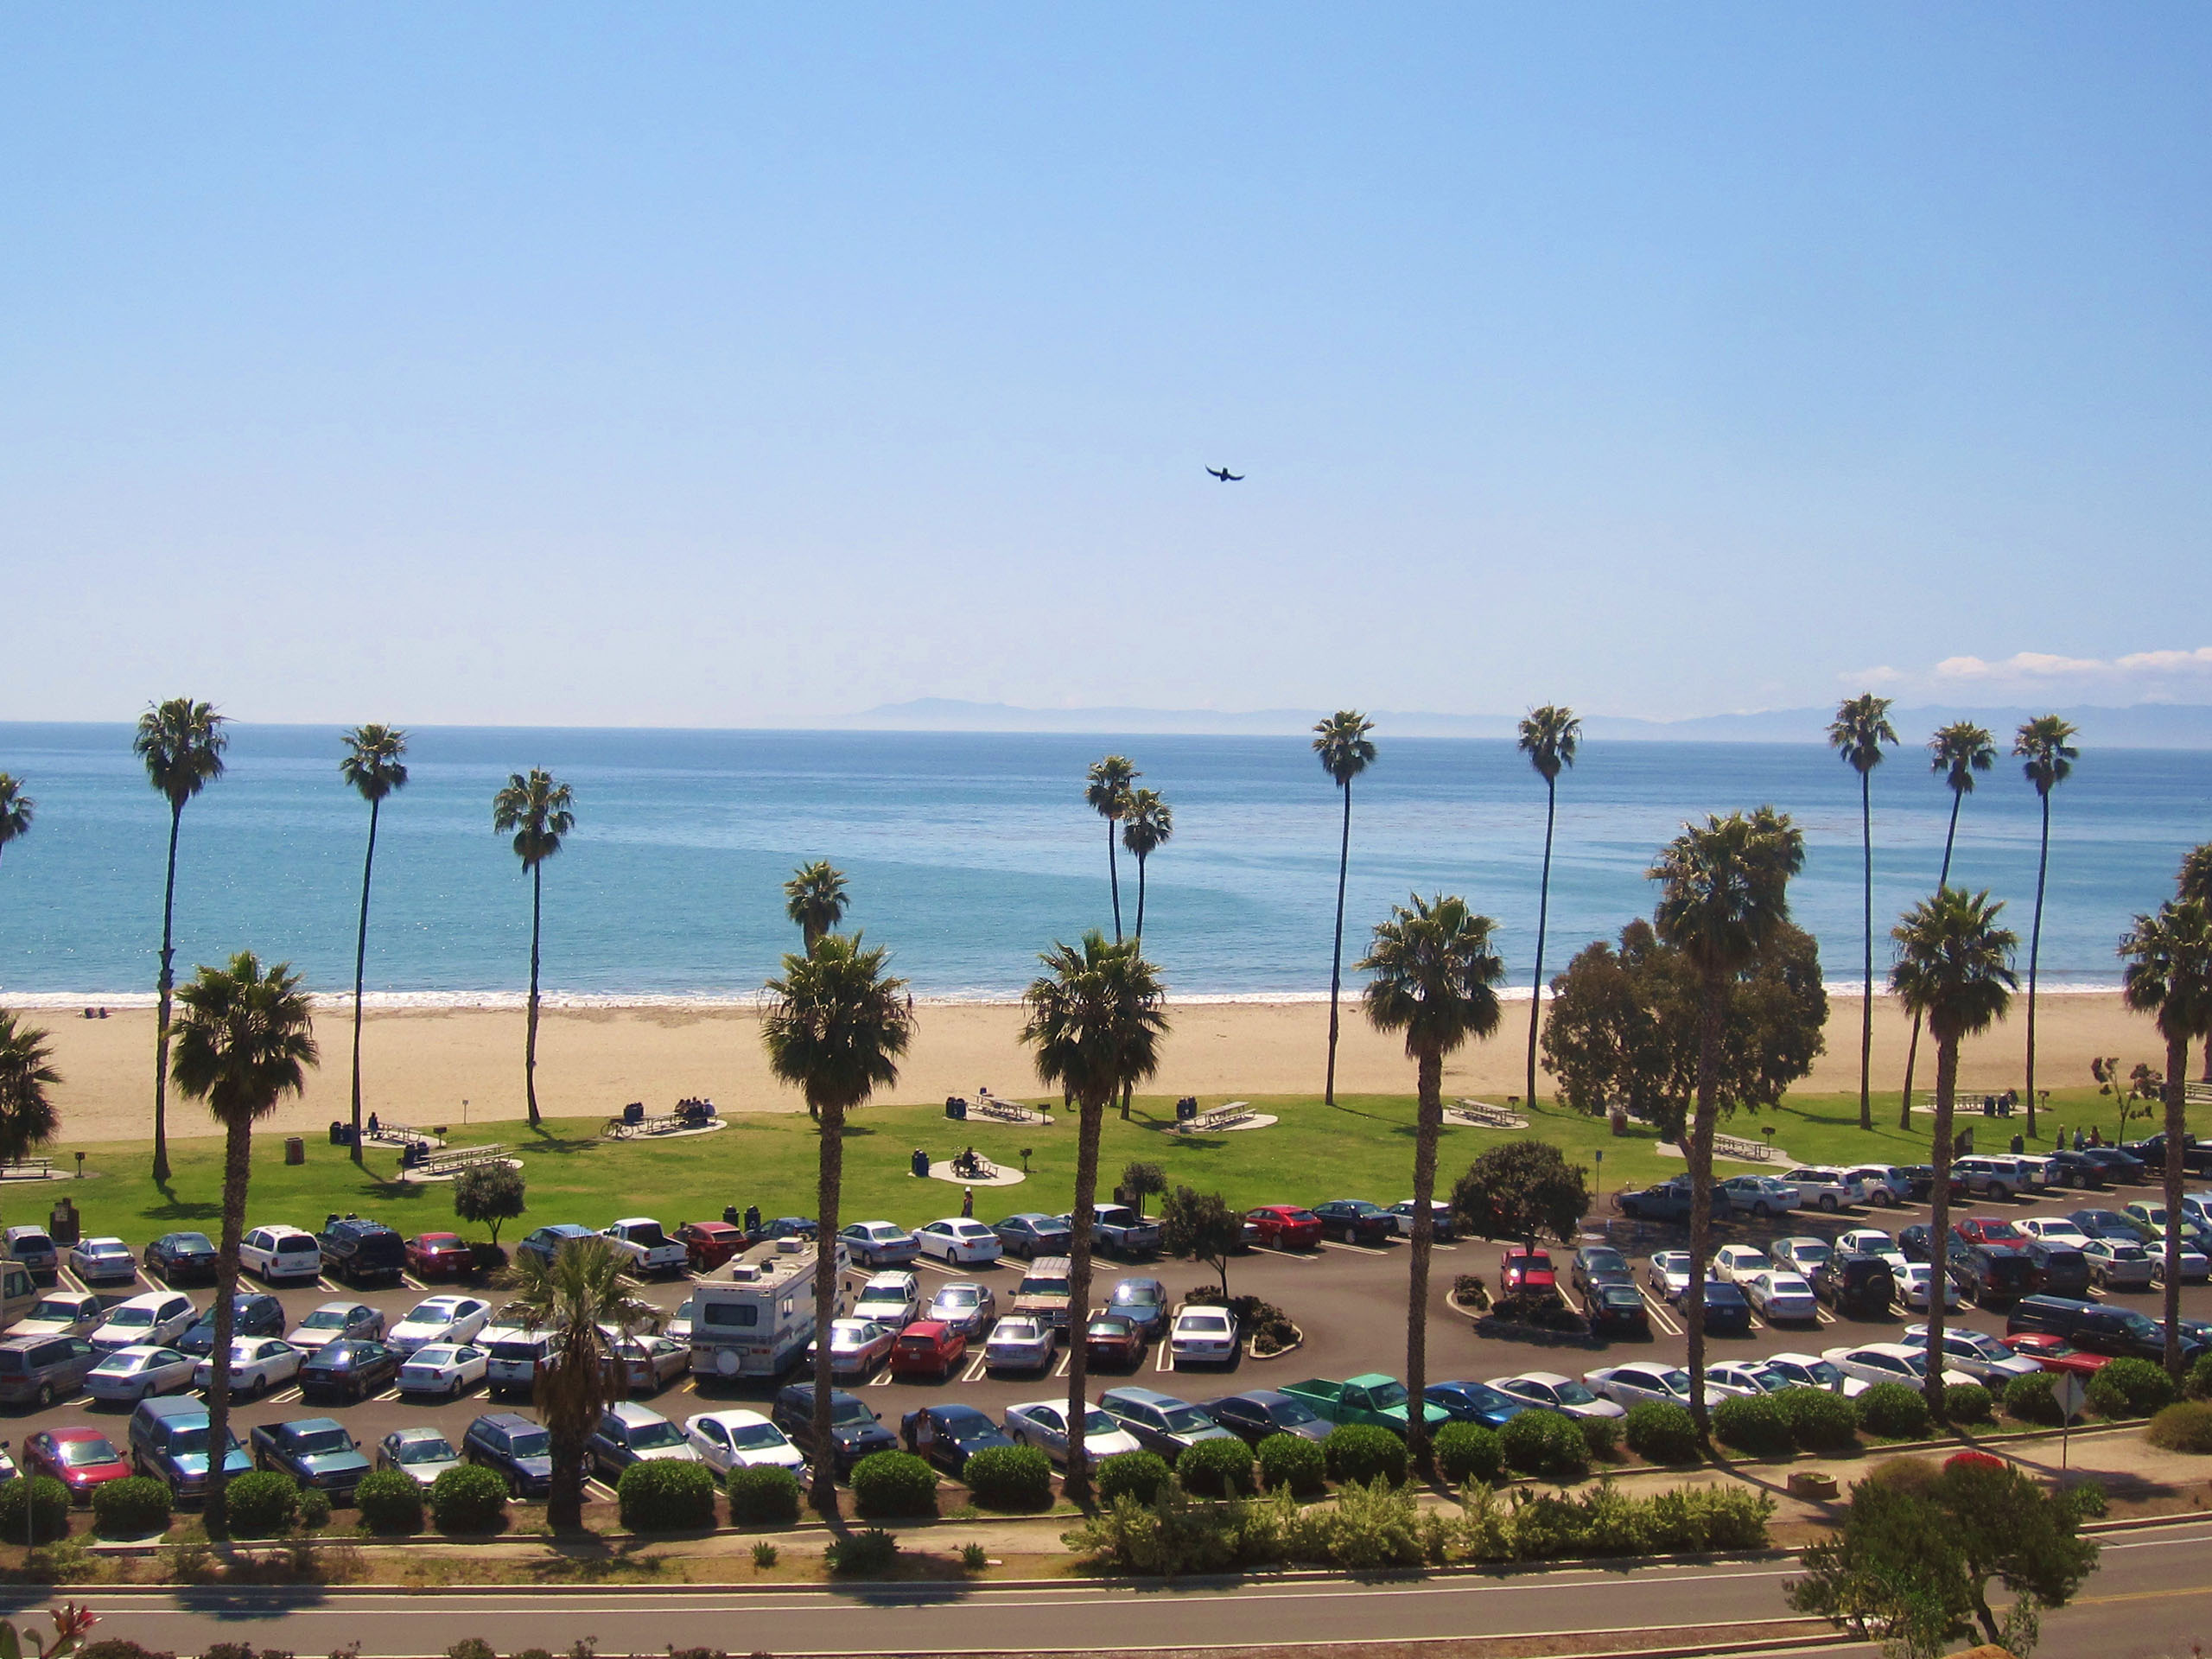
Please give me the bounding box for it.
[222,1471,300,1539]
[354,1469,424,1535]
[1855,1382,1932,1440]
[1624,1402,1700,1464]
[1579,1414,1621,1461]
[0,1474,69,1546]
[91,1476,172,1540]
[2189,1353,2212,1401]
[1096,1450,1172,1505]
[2147,1401,2212,1453]
[963,1444,1055,1510]
[1774,1387,1859,1453]
[297,1486,333,1531]
[850,1450,938,1517]
[1943,1382,1994,1425]
[1323,1424,1406,1486]
[1177,1437,1256,1498]
[430,1463,510,1533]
[1255,1433,1325,1497]
[1498,1408,1589,1481]
[619,1459,719,1530]
[2088,1357,2177,1419]
[728,1464,803,1526]
[1711,1394,1793,1459]
[825,1527,899,1576]
[1433,1423,1504,1486]
[2004,1370,2063,1425]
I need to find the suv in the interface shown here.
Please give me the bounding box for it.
[587,1402,699,1478]
[515,1224,600,1268]
[462,1411,554,1498]
[0,1333,99,1406]
[1945,1243,2035,1307]
[1780,1168,1866,1213]
[318,1216,408,1287]
[239,1225,325,1285]
[129,1396,251,1502]
[2006,1295,2209,1365]
[1615,1179,1734,1224]
[770,1382,899,1474]
[5,1226,59,1278]
[1012,1256,1074,1332]
[1950,1157,2027,1201]
[481,1325,561,1398]
[1815,1252,1895,1318]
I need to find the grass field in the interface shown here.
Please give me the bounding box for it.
[16,1081,2175,1253]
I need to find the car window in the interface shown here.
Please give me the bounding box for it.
[1028,1407,1063,1430]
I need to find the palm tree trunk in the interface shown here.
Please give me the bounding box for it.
[1858,770,1873,1132]
[1325,783,1352,1108]
[2024,791,2050,1139]
[349,797,381,1166]
[2164,1033,2188,1380]
[1924,1033,1958,1421]
[1899,790,1967,1128]
[1063,1091,1104,1507]
[206,1113,251,1530]
[1133,852,1147,944]
[1685,976,1722,1440]
[1405,1047,1442,1472]
[152,803,181,1184]
[1525,777,1556,1109]
[811,1096,844,1513]
[1107,821,1122,944]
[526,861,543,1128]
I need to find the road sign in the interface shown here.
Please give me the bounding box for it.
[2055,1373,2088,1421]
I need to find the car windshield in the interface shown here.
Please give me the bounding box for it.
[1161,1405,1215,1433]
[1550,1380,1598,1405]
[1363,1379,1409,1409]
[1080,1408,1117,1435]
[57,1438,119,1467]
[294,1428,353,1456]
[1285,1211,1318,1224]
[395,1437,455,1464]
[1584,1250,1625,1271]
[507,1429,550,1458]
[936,1288,980,1308]
[1652,1254,1688,1273]
[1793,1243,1831,1262]
[85,1243,126,1258]
[29,1300,82,1322]
[1745,1368,1788,1393]
[1086,1320,1126,1338]
[730,1424,787,1451]
[1658,1370,1690,1392]
[1114,1285,1161,1306]
[994,1320,1042,1341]
[302,1310,350,1329]
[627,1421,685,1450]
[1602,1286,1643,1306]
[857,1287,905,1304]
[1020,1276,1070,1296]
[2120,1313,2161,1342]
[168,1235,213,1252]
[1895,1353,1929,1377]
[830,1399,875,1425]
[108,1307,154,1327]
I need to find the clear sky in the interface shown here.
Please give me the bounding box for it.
[5,7,2209,728]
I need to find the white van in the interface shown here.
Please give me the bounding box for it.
[481,1324,562,1398]
[238,1225,324,1285]
[687,1241,837,1381]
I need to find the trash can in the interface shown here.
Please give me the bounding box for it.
[48,1198,79,1248]
[1176,1096,1198,1122]
[912,1148,931,1178]
[945,1097,967,1121]
[284,1136,306,1166]
[2011,1133,2025,1154]
[724,1204,741,1226]
[328,1121,346,1146]
[745,1205,761,1236]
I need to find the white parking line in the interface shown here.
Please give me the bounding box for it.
[1642,1294,1684,1337]
[400,1274,428,1292]
[270,1388,302,1404]
[1154,1341,1173,1372]
[1250,1246,1319,1263]
[316,1277,341,1294]
[1319,1239,1392,1257]
[959,1355,988,1383]
[586,1478,617,1500]
[1052,1351,1071,1379]
[1815,1307,1838,1325]
[55,1267,86,1297]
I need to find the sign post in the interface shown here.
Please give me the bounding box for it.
[2055,1373,2088,1475]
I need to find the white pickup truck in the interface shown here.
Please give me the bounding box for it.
[600,1218,691,1277]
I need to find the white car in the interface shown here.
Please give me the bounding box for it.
[1647,1252,1694,1301]
[1770,1237,1831,1277]
[378,1427,463,1489]
[1168,1306,1239,1367]
[1836,1230,1910,1274]
[397,1343,489,1400]
[925,1282,997,1338]
[238,1224,324,1285]
[840,1221,921,1268]
[1764,1351,1853,1394]
[1844,1166,1912,1207]
[1823,1343,1976,1393]
[87,1344,196,1402]
[853,1272,921,1329]
[194,1338,302,1398]
[1903,1325,2042,1386]
[1708,1360,1791,1395]
[2018,1217,2091,1246]
[2083,1238,2157,1289]
[1492,1370,1626,1420]
[685,1409,805,1477]
[286,1301,383,1352]
[912,1218,1004,1266]
[1897,1262,1963,1312]
[665,1298,696,1344]
[90,1292,195,1354]
[1782,1167,1866,1213]
[1003,1399,1143,1465]
[812,1319,896,1378]
[1586,1363,1755,1411]
[2152,1241,2212,1283]
[1742,1271,1819,1322]
[1387,1199,1453,1237]
[1712,1245,1771,1285]
[13,1293,105,1339]
[600,1218,690,1276]
[67,1236,139,1287]
[982,1315,1056,1373]
[387,1296,493,1354]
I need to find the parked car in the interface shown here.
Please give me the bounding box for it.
[1718,1174,1801,1218]
[2041,1150,2110,1190]
[913,1218,1004,1266]
[1586,1281,1653,1335]
[1743,1271,1818,1322]
[2082,1237,2157,1290]
[812,1319,896,1379]
[1781,1167,1866,1212]
[1098,1385,1243,1457]
[515,1224,600,1268]
[126,1395,250,1499]
[1952,1217,2029,1251]
[1084,1315,1145,1370]
[1770,1236,1832,1278]
[1386,1199,1454,1240]
[1647,1252,1694,1302]
[1571,1245,1632,1298]
[1244,1206,1323,1249]
[1106,1278,1169,1340]
[318,1216,408,1287]
[192,1338,302,1399]
[1499,1246,1557,1296]
[377,1427,463,1489]
[2153,1240,2212,1284]
[1902,1324,2042,1386]
[853,1272,921,1330]
[1897,1262,1962,1313]
[1616,1179,1732,1224]
[1003,1399,1142,1465]
[1708,1360,1791,1395]
[67,1237,139,1287]
[2006,1295,2209,1365]
[1712,1245,1771,1285]
[387,1296,493,1354]
[2001,1332,2111,1376]
[1950,1157,2028,1201]
[1072,1204,1164,1260]
[1489,1370,1626,1420]
[147,1230,220,1285]
[2021,1242,2094,1297]
[1836,1230,1910,1276]
[982,1315,1056,1373]
[4,1335,102,1407]
[1279,1374,1452,1435]
[991,1214,1073,1260]
[685,1409,806,1478]
[397,1343,488,1400]
[12,1294,105,1340]
[2069,1209,2150,1244]
[5,1226,60,1278]
[2078,1147,2148,1184]
[251,1417,371,1503]
[1313,1200,1397,1247]
[1586,1363,1749,1411]
[1683,1279,1754,1334]
[22,1428,131,1505]
[405,1232,476,1281]
[238,1225,324,1286]
[91,1293,195,1355]
[288,1301,385,1353]
[2018,1217,2091,1245]
[463,1411,555,1497]
[607,1332,691,1392]
[1418,1380,1528,1429]
[674,1220,747,1272]
[1844,1165,1914,1206]
[1203,1389,1335,1444]
[175,1293,286,1357]
[1945,1243,2037,1307]
[1824,1343,1975,1392]
[769,1384,898,1475]
[1010,1259,1073,1332]
[1168,1305,1239,1367]
[899,1402,1014,1472]
[888,1320,966,1381]
[299,1338,400,1403]
[587,1402,700,1478]
[1815,1252,1896,1317]
[664,1299,696,1344]
[1761,1351,1853,1394]
[597,1218,690,1277]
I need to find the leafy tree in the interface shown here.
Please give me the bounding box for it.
[2014,715,2080,1137]
[1516,705,1580,1110]
[1829,694,1898,1131]
[339,723,410,1165]
[0,1012,60,1166]
[1449,1140,1590,1252]
[1160,1185,1242,1293]
[0,772,33,873]
[134,695,228,1181]
[1313,711,1376,1107]
[491,768,575,1128]
[1120,788,1173,943]
[1120,1160,1167,1213]
[1899,722,1996,1123]
[1084,755,1139,941]
[783,861,849,954]
[453,1160,526,1245]
[2120,896,2212,1379]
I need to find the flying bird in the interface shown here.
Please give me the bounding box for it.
[1206,466,1245,482]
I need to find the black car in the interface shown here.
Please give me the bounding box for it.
[175,1293,285,1358]
[2079,1147,2148,1184]
[771,1383,899,1474]
[318,1215,409,1287]
[145,1232,219,1287]
[2069,1209,2151,1244]
[299,1338,401,1403]
[1419,1380,1528,1430]
[1816,1251,1896,1317]
[1895,1166,1940,1203]
[1897,1224,1936,1262]
[1682,1279,1752,1336]
[2122,1134,2212,1177]
[2040,1151,2108,1191]
[2021,1242,2093,1297]
[1571,1245,1632,1299]
[249,1416,371,1503]
[463,1411,554,1497]
[1312,1200,1396,1247]
[743,1216,818,1245]
[899,1403,1015,1474]
[1204,1389,1332,1445]
[1945,1243,2035,1307]
[1106,1277,1171,1340]
[2007,1294,2209,1366]
[1586,1281,1654,1335]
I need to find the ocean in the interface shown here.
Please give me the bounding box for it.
[0,723,2205,1003]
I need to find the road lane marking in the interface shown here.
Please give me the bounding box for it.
[1319,1239,1391,1257]
[400,1274,428,1292]
[1052,1351,1071,1379]
[959,1355,988,1383]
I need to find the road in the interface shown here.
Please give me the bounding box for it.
[24,1517,2212,1657]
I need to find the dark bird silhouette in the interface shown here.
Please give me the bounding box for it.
[1206,466,1245,482]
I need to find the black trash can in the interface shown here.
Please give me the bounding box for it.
[912,1148,931,1178]
[945,1097,967,1120]
[1176,1096,1198,1122]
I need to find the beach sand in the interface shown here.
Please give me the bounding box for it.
[25,991,2171,1145]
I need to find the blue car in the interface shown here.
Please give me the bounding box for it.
[249,1416,372,1503]
[463,1411,555,1498]
[1686,1279,1754,1336]
[515,1224,601,1268]
[1422,1379,1529,1428]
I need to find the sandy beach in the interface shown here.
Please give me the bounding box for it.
[22,991,2171,1145]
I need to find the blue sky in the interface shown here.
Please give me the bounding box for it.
[4,7,2208,727]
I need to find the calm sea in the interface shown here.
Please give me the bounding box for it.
[0,723,2205,1002]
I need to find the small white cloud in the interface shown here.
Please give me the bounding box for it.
[1889,646,2212,701]
[1843,664,1907,687]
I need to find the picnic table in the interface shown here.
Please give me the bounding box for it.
[0,1156,53,1180]
[405,1142,507,1178]
[1713,1133,1773,1162]
[1181,1102,1255,1133]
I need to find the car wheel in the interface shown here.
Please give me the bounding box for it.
[1751,1202,1771,1219]
[1819,1195,1838,1212]
[35,1382,53,1408]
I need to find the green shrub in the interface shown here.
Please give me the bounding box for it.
[619,1459,718,1530]
[447,1643,495,1659]
[1176,1437,1256,1498]
[1865,1454,1942,1496]
[751,1539,779,1567]
[849,1450,938,1518]
[1284,1477,1434,1567]
[1096,1450,1173,1505]
[1322,1424,1406,1487]
[2147,1400,2212,1452]
[1462,1478,1776,1563]
[1433,1423,1505,1486]
[2004,1370,2063,1425]
[959,1540,988,1571]
[1624,1402,1700,1464]
[221,1471,299,1539]
[1773,1387,1859,1453]
[296,1485,333,1531]
[962,1444,1054,1510]
[429,1463,509,1534]
[91,1476,172,1540]
[727,1463,802,1526]
[2088,1356,2177,1419]
[1711,1394,1793,1459]
[1579,1413,1621,1461]
[2188,1352,2212,1400]
[1498,1408,1589,1481]
[1255,1433,1325,1497]
[353,1470,423,1535]
[78,1644,173,1659]
[1646,1482,1776,1551]
[1855,1382,1932,1440]
[1943,1382,1994,1425]
[0,1474,69,1546]
[825,1526,899,1576]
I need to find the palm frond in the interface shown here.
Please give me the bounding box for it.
[339,725,410,803]
[492,768,576,868]
[169,954,319,1127]
[1357,893,1506,1061]
[1312,711,1376,786]
[1890,887,2017,1044]
[132,697,228,810]
[1827,693,1898,775]
[1516,705,1580,781]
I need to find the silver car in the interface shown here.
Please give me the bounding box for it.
[982,1314,1056,1373]
[925,1281,998,1338]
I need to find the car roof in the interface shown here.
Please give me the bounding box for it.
[1102,1385,1179,1406]
[474,1411,538,1431]
[387,1427,448,1443]
[281,1416,347,1434]
[861,1271,914,1287]
[695,1408,772,1427]
[607,1401,671,1426]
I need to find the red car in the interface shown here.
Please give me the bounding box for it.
[1084,1314,1144,1369]
[887,1320,966,1381]
[22,1428,132,1506]
[676,1220,747,1272]
[1500,1246,1557,1294]
[1953,1217,2028,1251]
[2003,1332,2111,1376]
[405,1232,474,1280]
[1245,1206,1323,1250]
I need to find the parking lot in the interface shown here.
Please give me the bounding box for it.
[7,1173,2209,1500]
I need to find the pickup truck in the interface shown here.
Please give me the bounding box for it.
[1280,1374,1452,1436]
[1067,1204,1164,1260]
[599,1218,691,1277]
[1614,1180,1735,1224]
[2124,1135,2212,1178]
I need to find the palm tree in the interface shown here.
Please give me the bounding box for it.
[2014,715,2080,1138]
[1120,789,1174,943]
[1359,895,1503,1469]
[1649,809,1804,1437]
[2120,897,2212,1381]
[0,1012,61,1165]
[1891,887,2017,1417]
[761,932,913,1511]
[339,725,409,1166]
[1828,695,1897,1132]
[783,861,850,953]
[496,1236,655,1528]
[1898,723,1997,1126]
[168,951,317,1527]
[1084,757,1139,941]
[2181,845,2212,1083]
[492,769,575,1129]
[0,772,33,874]
[1313,711,1377,1107]
[133,697,229,1182]
[1021,931,1168,1503]
[1516,707,1580,1109]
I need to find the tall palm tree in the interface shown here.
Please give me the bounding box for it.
[783,861,850,953]
[339,725,409,1166]
[1359,894,1503,1469]
[1021,931,1168,1503]
[0,1011,62,1165]
[1084,757,1139,941]
[1899,723,1997,1126]
[761,932,913,1511]
[1891,887,2017,1417]
[1649,809,1804,1436]
[0,772,33,874]
[1516,707,1580,1109]
[1313,711,1377,1107]
[133,697,229,1183]
[1120,789,1174,943]
[168,952,317,1527]
[2120,897,2212,1381]
[2014,715,2079,1138]
[1828,694,1898,1132]
[492,769,575,1129]
[2180,845,2212,1083]
[496,1236,655,1528]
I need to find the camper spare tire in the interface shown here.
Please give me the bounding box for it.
[715,1349,740,1376]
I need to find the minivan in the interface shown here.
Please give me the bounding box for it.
[481,1325,561,1397]
[128,1395,251,1501]
[0,1332,98,1406]
[5,1227,58,1280]
[238,1225,325,1285]
[0,1260,37,1332]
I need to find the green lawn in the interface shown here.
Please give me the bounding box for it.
[24,1081,2172,1254]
